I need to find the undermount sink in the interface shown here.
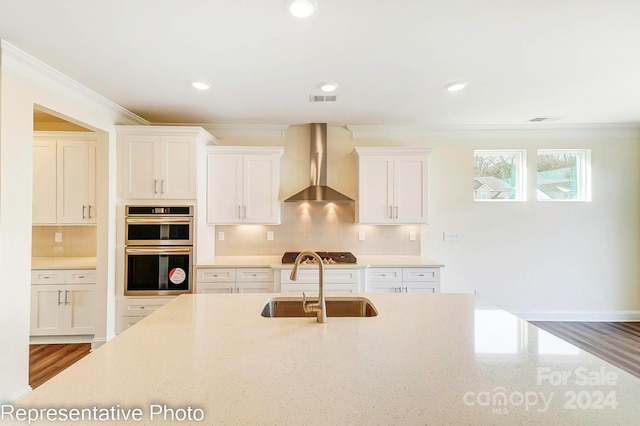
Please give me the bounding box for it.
[261,297,378,318]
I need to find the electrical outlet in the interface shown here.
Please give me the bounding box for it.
[218,231,225,241]
[443,232,461,241]
[267,231,274,241]
[54,232,63,243]
[358,231,365,241]
[409,231,417,241]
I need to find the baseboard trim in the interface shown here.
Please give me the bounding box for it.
[29,335,94,345]
[513,310,640,322]
[5,385,32,403]
[91,338,107,351]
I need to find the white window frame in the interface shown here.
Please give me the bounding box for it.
[536,149,591,202]
[473,149,527,202]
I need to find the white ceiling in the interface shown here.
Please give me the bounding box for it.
[2,0,640,127]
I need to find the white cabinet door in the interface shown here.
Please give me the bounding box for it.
[32,139,57,224]
[122,134,161,199]
[237,282,272,293]
[403,283,436,293]
[207,154,243,223]
[158,136,196,199]
[243,155,280,224]
[57,140,95,224]
[31,286,66,335]
[365,282,403,293]
[65,286,95,334]
[357,157,394,224]
[394,156,427,224]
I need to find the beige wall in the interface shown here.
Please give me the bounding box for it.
[32,226,97,257]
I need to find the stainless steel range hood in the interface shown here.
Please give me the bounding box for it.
[285,123,354,203]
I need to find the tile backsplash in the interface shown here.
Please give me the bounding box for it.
[32,226,97,257]
[215,203,420,256]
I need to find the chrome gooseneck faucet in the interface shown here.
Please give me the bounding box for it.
[290,251,326,323]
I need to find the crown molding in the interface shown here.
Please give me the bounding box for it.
[207,145,284,157]
[347,124,640,141]
[156,123,290,141]
[114,125,218,144]
[0,40,148,126]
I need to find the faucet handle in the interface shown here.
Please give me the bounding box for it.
[302,292,314,313]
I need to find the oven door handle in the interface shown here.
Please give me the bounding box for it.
[125,218,192,224]
[125,247,192,254]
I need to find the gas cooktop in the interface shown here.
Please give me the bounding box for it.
[281,252,357,265]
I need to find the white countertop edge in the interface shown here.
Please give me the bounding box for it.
[31,256,97,270]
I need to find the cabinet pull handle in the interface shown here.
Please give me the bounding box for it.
[140,306,145,310]
[161,179,165,194]
[395,206,399,219]
[88,205,92,219]
[78,275,85,279]
[380,274,387,277]
[64,290,69,305]
[57,290,62,305]
[238,205,242,219]
[82,205,86,219]
[43,276,50,279]
[154,179,159,194]
[418,274,425,277]
[243,205,247,219]
[389,206,393,219]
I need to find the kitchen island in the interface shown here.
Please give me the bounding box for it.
[11,294,640,424]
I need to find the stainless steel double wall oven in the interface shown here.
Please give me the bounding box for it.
[125,206,193,296]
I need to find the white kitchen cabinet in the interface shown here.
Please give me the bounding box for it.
[196,267,273,294]
[116,297,172,334]
[279,268,359,294]
[365,267,440,293]
[118,126,216,199]
[206,146,284,224]
[30,269,96,336]
[33,133,97,225]
[353,147,430,224]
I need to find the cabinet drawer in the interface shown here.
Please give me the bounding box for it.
[366,268,402,282]
[197,268,236,282]
[236,268,273,282]
[280,268,358,284]
[117,298,172,317]
[402,268,439,282]
[66,270,96,284]
[31,270,65,284]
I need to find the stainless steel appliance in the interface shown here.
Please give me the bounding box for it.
[281,251,357,264]
[125,206,193,296]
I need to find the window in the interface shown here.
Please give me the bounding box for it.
[473,150,526,201]
[537,149,591,201]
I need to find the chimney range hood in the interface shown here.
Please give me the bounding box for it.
[285,123,354,203]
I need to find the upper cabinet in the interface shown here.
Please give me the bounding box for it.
[206,146,284,224]
[353,147,431,224]
[117,126,216,199]
[33,133,97,225]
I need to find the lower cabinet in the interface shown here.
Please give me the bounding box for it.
[30,269,96,336]
[117,298,173,334]
[365,267,440,293]
[196,267,273,294]
[279,268,359,294]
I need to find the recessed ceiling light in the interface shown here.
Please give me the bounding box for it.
[445,81,468,92]
[289,0,318,18]
[191,81,210,90]
[318,81,338,92]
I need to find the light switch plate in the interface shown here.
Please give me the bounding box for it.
[54,232,63,243]
[409,231,417,241]
[358,231,365,241]
[218,231,225,241]
[267,231,274,241]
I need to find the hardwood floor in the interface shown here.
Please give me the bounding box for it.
[532,322,640,379]
[29,343,91,389]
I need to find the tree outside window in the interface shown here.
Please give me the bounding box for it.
[473,150,526,201]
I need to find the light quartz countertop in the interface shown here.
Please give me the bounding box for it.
[31,256,97,270]
[198,255,444,268]
[14,293,640,425]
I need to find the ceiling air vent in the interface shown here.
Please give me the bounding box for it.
[529,116,561,122]
[309,95,338,103]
